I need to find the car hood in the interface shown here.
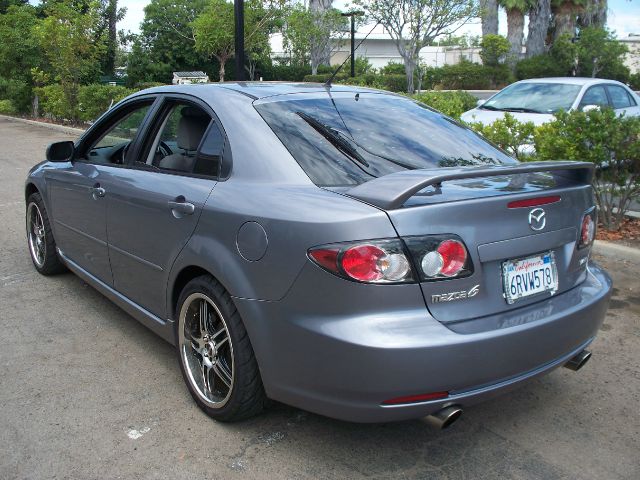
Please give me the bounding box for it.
[460,108,556,126]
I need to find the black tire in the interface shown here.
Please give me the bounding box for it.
[175,275,267,422]
[26,192,66,275]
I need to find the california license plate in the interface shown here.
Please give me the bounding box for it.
[502,252,558,304]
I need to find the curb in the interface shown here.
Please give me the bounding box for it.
[593,240,640,262]
[0,114,85,136]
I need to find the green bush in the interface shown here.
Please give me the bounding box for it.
[0,77,32,113]
[379,74,407,92]
[0,99,16,115]
[515,55,568,80]
[630,72,640,91]
[303,73,348,83]
[534,108,640,230]
[413,91,477,120]
[480,34,510,67]
[380,61,405,75]
[261,63,311,81]
[466,113,536,159]
[339,74,380,88]
[34,84,74,120]
[77,84,135,122]
[436,61,511,89]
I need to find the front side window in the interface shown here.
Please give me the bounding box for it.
[606,85,635,109]
[255,92,516,186]
[579,86,609,110]
[481,83,582,114]
[84,102,152,164]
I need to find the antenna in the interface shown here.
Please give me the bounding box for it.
[325,19,379,88]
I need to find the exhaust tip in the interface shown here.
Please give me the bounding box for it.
[423,405,463,430]
[564,349,592,371]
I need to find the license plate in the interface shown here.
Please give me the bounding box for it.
[502,252,558,304]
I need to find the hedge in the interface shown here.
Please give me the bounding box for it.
[413,91,478,120]
[0,99,16,115]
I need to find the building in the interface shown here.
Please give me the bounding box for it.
[172,71,210,85]
[620,34,640,74]
[269,24,480,70]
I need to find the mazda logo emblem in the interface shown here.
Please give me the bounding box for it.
[528,208,546,231]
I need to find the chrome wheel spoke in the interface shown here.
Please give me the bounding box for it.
[199,299,209,336]
[202,362,213,395]
[213,362,232,389]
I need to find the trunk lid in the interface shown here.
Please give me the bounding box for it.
[343,162,595,323]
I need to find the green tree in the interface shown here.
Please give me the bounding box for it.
[354,0,477,93]
[126,0,209,85]
[192,0,235,81]
[575,27,628,78]
[0,4,41,83]
[35,0,105,121]
[282,4,346,74]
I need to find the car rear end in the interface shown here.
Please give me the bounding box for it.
[243,89,612,423]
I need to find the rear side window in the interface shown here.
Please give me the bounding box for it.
[255,93,516,186]
[193,122,224,177]
[580,86,609,110]
[606,85,636,108]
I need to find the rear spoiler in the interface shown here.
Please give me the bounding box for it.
[345,161,594,210]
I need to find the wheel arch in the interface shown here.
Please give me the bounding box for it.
[169,265,214,319]
[25,182,39,202]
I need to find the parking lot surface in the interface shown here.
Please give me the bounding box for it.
[1,116,639,479]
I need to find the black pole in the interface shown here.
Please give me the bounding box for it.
[350,15,355,77]
[234,0,245,81]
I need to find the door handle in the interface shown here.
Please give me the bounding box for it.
[168,197,195,217]
[90,184,106,199]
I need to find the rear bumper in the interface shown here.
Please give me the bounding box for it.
[235,261,612,423]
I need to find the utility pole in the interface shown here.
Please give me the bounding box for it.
[341,11,364,77]
[234,0,245,81]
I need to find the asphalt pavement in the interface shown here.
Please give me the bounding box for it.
[0,116,638,480]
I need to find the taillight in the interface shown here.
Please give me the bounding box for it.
[578,209,596,248]
[309,239,413,284]
[404,235,474,281]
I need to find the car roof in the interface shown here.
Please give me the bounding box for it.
[138,81,384,100]
[516,77,625,86]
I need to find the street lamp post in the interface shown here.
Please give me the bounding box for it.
[234,0,245,81]
[341,11,364,77]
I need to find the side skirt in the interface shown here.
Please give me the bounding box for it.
[58,248,176,345]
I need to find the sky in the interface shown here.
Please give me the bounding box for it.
[118,0,640,39]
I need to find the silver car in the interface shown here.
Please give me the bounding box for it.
[461,77,640,126]
[25,83,612,428]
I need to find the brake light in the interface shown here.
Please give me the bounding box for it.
[578,210,596,248]
[309,240,413,284]
[507,195,561,209]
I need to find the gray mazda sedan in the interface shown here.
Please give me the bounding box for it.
[25,83,612,427]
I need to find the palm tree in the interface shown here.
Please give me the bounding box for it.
[551,0,586,41]
[526,0,552,57]
[481,0,499,36]
[501,0,533,65]
[579,0,607,27]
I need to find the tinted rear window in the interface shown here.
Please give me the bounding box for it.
[255,92,516,186]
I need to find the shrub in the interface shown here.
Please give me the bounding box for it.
[467,113,536,160]
[515,55,568,80]
[339,74,380,88]
[534,108,640,230]
[480,34,510,67]
[380,61,405,75]
[413,91,477,120]
[77,84,134,122]
[34,84,74,120]
[261,63,311,81]
[436,61,511,89]
[0,99,16,115]
[379,74,407,92]
[0,77,32,113]
[303,73,348,83]
[630,72,640,91]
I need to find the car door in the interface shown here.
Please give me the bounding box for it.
[105,97,225,319]
[577,84,610,111]
[46,98,156,284]
[605,84,640,117]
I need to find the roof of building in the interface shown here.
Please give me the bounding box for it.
[173,71,208,77]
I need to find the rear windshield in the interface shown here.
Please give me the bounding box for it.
[255,92,516,186]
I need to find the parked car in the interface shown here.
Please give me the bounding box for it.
[25,83,612,427]
[461,77,640,126]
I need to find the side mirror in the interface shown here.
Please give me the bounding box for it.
[581,104,600,113]
[46,141,75,162]
[476,99,486,107]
